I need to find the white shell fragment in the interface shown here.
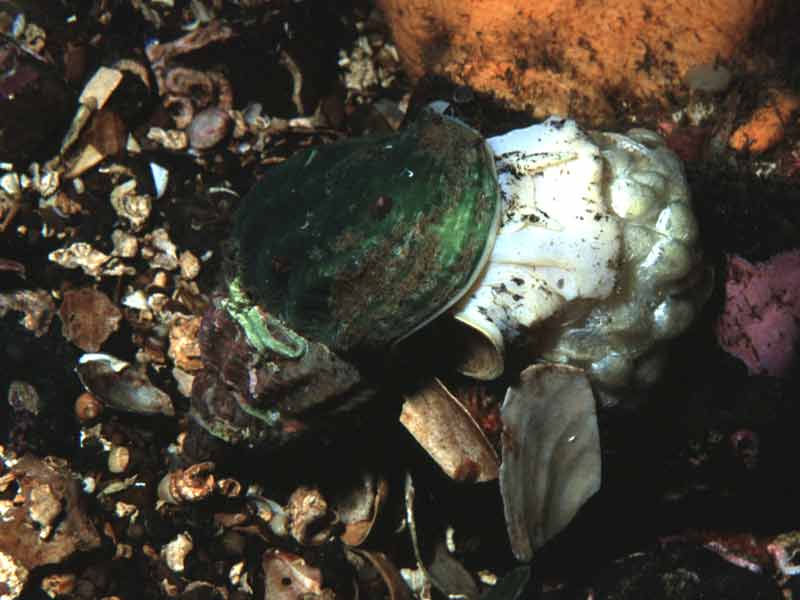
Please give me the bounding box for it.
[78,66,124,110]
[0,550,28,600]
[262,550,327,599]
[149,162,169,199]
[454,118,621,379]
[48,242,135,278]
[162,532,193,573]
[109,179,152,231]
[76,353,175,416]
[400,378,499,482]
[452,117,708,390]
[499,364,600,561]
[141,228,179,270]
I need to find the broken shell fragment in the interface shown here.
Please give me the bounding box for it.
[400,378,499,482]
[109,179,152,231]
[141,228,178,270]
[287,486,332,546]
[331,471,388,547]
[107,445,131,474]
[0,289,56,336]
[248,495,288,537]
[58,287,122,352]
[49,242,135,278]
[262,549,333,599]
[0,454,101,590]
[348,548,414,600]
[162,532,193,572]
[168,316,203,371]
[76,353,175,416]
[499,364,601,561]
[78,66,124,111]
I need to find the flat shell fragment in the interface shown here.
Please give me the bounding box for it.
[58,287,122,352]
[400,378,499,482]
[425,542,479,600]
[78,66,124,109]
[262,549,331,599]
[499,364,601,561]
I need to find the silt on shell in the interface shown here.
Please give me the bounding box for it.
[233,110,500,356]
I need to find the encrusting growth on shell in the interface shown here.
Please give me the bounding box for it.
[453,118,622,379]
[452,117,709,391]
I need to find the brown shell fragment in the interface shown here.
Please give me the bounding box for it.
[262,549,334,599]
[287,486,332,546]
[425,542,480,600]
[499,364,601,561]
[83,108,127,158]
[347,549,414,600]
[400,378,499,482]
[168,316,203,371]
[332,472,388,547]
[0,455,101,577]
[59,287,122,352]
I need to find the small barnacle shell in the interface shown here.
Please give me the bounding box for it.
[157,462,215,505]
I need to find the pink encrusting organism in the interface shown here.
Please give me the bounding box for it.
[716,250,800,377]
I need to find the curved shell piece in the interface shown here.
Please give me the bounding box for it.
[499,363,601,561]
[234,111,500,355]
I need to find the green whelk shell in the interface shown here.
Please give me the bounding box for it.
[233,111,501,356]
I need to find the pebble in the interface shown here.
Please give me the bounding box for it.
[187,107,231,150]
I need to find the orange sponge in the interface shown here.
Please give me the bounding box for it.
[378,0,774,125]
